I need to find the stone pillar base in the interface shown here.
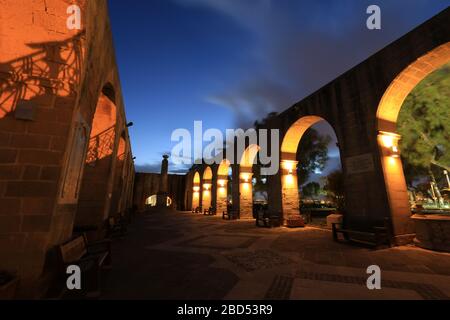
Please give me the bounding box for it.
[283,216,305,228]
[411,214,450,252]
[393,233,416,246]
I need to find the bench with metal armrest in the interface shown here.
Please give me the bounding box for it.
[223,209,239,220]
[332,218,393,248]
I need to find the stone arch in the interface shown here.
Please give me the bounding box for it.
[376,42,450,241]
[192,171,201,210]
[75,84,118,233]
[145,195,172,207]
[202,166,213,210]
[280,116,327,223]
[217,159,231,215]
[239,144,260,219]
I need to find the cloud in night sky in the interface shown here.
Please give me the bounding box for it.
[108,0,449,173]
[176,0,449,128]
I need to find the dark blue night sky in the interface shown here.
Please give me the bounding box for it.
[107,0,449,174]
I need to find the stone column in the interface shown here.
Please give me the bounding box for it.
[239,167,254,219]
[281,159,304,226]
[202,179,212,210]
[216,175,228,216]
[160,155,169,193]
[192,183,200,210]
[156,155,169,208]
[267,170,282,214]
[378,132,414,244]
[211,169,218,212]
[231,163,240,212]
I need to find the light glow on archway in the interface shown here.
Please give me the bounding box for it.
[192,171,201,209]
[376,42,450,241]
[377,42,450,133]
[202,166,213,210]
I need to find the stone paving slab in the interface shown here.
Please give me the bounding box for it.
[100,211,450,300]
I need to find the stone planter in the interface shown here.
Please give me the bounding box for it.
[327,213,343,229]
[284,216,305,228]
[0,273,19,300]
[412,214,450,252]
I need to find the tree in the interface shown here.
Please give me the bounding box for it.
[297,128,331,185]
[397,63,450,190]
[302,182,321,198]
[323,170,345,210]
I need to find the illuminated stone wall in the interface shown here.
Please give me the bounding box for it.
[0,0,134,297]
[181,8,450,244]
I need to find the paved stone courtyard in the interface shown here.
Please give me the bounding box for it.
[101,211,450,300]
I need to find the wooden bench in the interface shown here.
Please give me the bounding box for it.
[285,215,305,228]
[107,216,127,239]
[223,210,239,220]
[332,218,393,248]
[256,211,281,228]
[57,234,111,299]
[203,207,216,216]
[192,207,202,214]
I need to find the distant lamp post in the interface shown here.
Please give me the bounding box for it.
[444,170,450,189]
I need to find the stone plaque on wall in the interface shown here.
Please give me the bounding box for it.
[345,153,375,175]
[59,114,89,204]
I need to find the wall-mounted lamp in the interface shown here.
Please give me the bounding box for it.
[203,183,211,191]
[240,173,251,183]
[389,145,400,158]
[379,131,401,158]
[193,186,200,192]
[126,122,134,128]
[282,160,297,175]
[218,179,226,187]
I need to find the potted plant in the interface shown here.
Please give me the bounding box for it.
[0,271,19,300]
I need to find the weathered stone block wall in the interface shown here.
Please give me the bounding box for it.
[0,0,134,298]
[266,8,450,241]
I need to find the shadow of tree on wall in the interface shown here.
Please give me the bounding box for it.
[0,33,93,295]
[0,33,84,116]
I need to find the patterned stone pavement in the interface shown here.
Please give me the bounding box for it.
[101,210,450,300]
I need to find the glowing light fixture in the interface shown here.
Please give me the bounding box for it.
[379,131,401,158]
[203,183,211,190]
[282,160,297,175]
[240,173,251,183]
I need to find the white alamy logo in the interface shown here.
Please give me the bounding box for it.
[66,265,81,290]
[367,5,381,30]
[171,121,280,175]
[366,265,381,290]
[67,5,82,30]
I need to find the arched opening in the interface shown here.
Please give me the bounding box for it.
[376,42,450,245]
[145,195,172,207]
[239,144,260,219]
[217,159,231,215]
[109,135,127,218]
[280,116,343,225]
[192,171,201,211]
[75,86,117,233]
[202,166,213,211]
